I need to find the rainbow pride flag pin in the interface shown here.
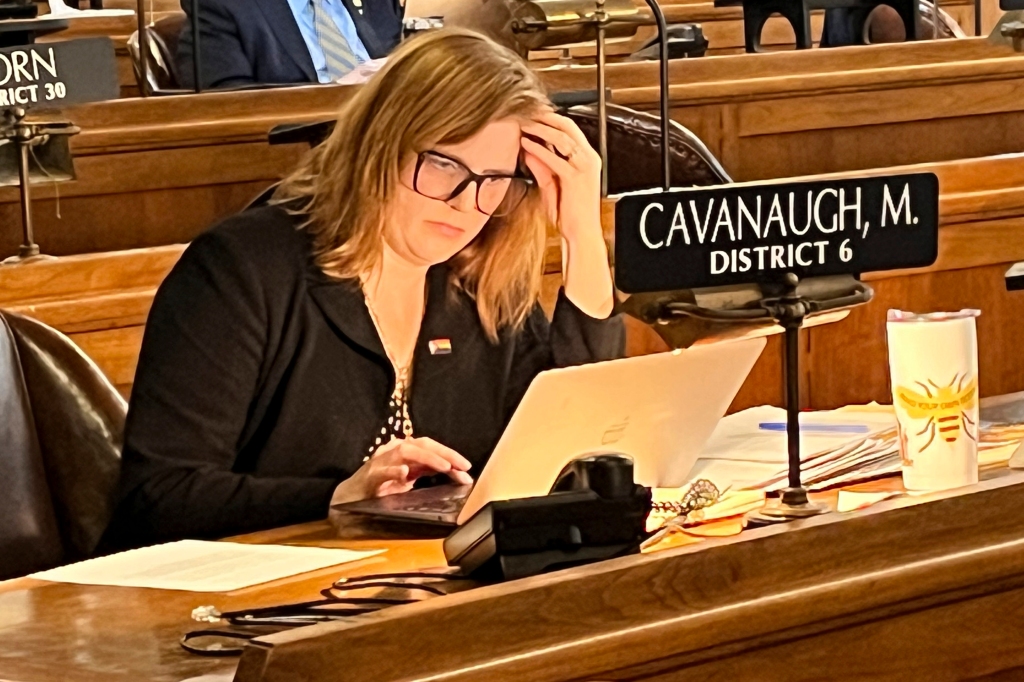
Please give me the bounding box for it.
[428,338,452,355]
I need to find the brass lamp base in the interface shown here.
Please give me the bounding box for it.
[2,245,55,266]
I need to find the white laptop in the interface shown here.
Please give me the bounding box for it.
[334,336,766,527]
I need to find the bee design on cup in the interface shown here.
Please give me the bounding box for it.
[895,372,978,456]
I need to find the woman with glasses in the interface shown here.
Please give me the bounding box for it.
[103,28,623,548]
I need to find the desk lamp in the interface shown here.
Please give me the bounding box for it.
[0,38,119,263]
[503,0,672,195]
[0,107,78,264]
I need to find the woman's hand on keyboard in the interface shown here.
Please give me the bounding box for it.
[330,437,474,505]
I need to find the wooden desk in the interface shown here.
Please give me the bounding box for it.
[3,150,1022,406]
[5,38,1024,257]
[5,469,1024,681]
[0,526,447,682]
[543,37,1024,181]
[0,85,341,259]
[0,16,68,47]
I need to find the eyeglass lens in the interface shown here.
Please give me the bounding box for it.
[415,152,529,217]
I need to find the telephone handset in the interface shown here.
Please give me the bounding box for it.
[550,453,640,498]
[443,454,652,581]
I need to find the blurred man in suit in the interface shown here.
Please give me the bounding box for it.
[178,0,405,89]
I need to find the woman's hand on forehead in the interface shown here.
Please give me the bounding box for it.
[519,111,602,245]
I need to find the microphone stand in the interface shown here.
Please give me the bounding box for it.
[597,0,671,192]
[639,0,671,190]
[135,0,148,95]
[192,0,201,93]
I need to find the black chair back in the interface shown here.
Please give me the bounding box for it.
[566,102,732,190]
[127,15,187,93]
[0,311,126,579]
[0,313,63,580]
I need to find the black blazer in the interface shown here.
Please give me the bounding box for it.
[102,206,624,548]
[176,0,404,90]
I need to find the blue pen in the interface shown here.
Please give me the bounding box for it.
[758,422,871,434]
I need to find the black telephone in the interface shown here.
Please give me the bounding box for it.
[443,454,652,581]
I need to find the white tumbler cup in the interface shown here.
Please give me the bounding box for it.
[887,309,981,492]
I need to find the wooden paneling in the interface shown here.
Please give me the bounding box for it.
[0,244,184,394]
[0,149,300,256]
[543,38,1024,179]
[0,86,352,257]
[807,263,1024,408]
[69,326,145,394]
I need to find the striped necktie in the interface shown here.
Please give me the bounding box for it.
[312,0,358,80]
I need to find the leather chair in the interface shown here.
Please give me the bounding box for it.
[0,311,126,580]
[127,15,187,93]
[567,102,731,190]
[862,0,966,42]
[822,0,965,46]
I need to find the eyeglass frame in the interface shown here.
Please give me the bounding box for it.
[181,571,473,656]
[411,150,535,217]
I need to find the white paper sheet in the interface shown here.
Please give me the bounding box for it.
[30,540,383,592]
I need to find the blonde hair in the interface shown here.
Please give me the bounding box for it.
[274,29,551,341]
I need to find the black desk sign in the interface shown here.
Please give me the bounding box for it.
[614,173,939,293]
[0,38,118,109]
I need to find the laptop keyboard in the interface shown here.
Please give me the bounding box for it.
[405,493,467,514]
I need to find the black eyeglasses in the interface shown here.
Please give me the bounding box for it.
[181,571,474,656]
[412,150,534,217]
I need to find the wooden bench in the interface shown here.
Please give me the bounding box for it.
[27,0,987,100]
[3,151,1022,408]
[0,245,182,397]
[543,37,1024,180]
[6,36,1024,261]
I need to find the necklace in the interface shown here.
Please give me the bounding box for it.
[363,292,415,462]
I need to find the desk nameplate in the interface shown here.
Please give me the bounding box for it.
[0,37,118,109]
[614,173,940,293]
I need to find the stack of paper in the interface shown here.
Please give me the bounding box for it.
[690,404,1024,493]
[754,431,901,492]
[688,405,898,491]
